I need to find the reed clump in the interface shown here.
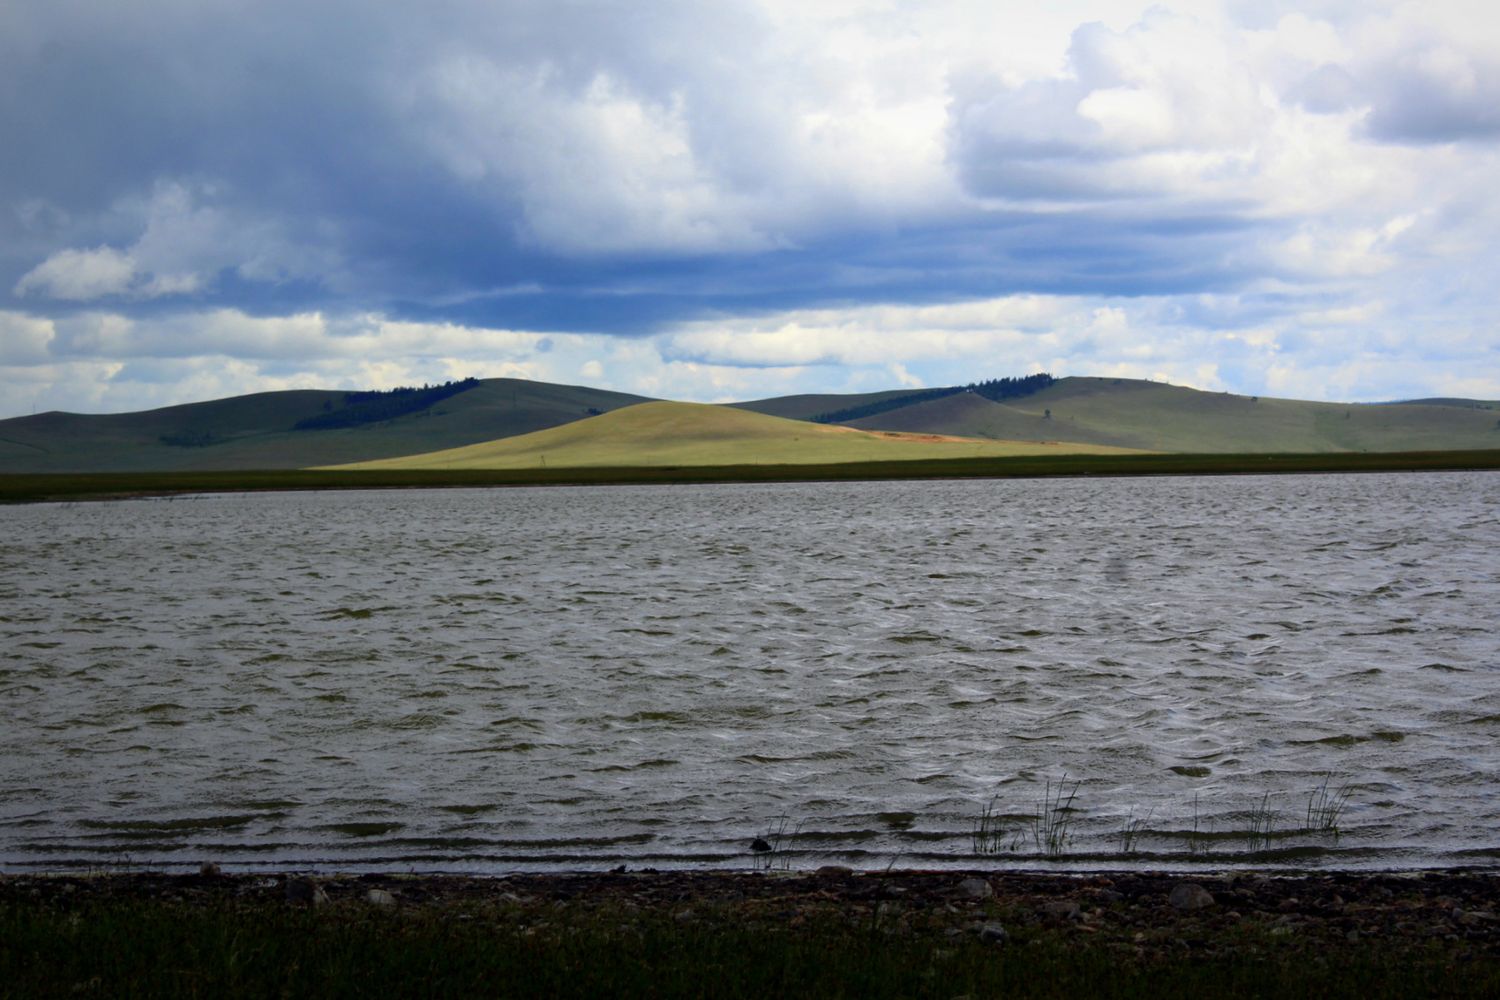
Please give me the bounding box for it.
[973,775,1357,858]
[972,799,1024,855]
[752,815,801,870]
[1117,806,1153,855]
[1032,776,1080,856]
[1306,775,1355,840]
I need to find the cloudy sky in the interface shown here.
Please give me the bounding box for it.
[3,0,1498,417]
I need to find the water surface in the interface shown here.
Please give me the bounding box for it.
[2,473,1497,871]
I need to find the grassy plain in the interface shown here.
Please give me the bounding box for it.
[325,401,1147,470]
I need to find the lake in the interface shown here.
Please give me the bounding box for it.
[2,472,1497,872]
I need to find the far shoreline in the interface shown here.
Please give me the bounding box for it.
[4,448,1499,504]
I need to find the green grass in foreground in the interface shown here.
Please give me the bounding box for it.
[3,449,1499,503]
[2,898,1488,999]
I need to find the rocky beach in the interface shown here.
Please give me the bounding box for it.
[5,867,1499,996]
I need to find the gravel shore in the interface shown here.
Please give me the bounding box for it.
[6,866,1499,963]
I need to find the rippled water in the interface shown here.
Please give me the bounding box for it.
[3,473,1498,873]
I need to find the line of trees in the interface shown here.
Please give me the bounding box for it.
[292,377,480,431]
[968,373,1054,402]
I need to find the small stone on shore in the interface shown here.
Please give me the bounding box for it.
[955,877,993,900]
[978,921,1009,944]
[1039,899,1082,921]
[284,878,327,906]
[1168,883,1215,911]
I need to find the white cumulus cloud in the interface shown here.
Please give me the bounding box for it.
[14,246,137,300]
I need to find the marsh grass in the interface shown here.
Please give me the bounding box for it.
[1093,779,1360,858]
[1031,776,1081,856]
[753,815,802,870]
[973,777,1362,858]
[972,799,1025,855]
[84,852,142,877]
[1245,792,1280,852]
[1117,807,1153,855]
[972,777,1081,857]
[1185,793,1213,856]
[1306,776,1354,840]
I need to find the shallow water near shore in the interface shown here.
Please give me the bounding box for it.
[2,472,1498,872]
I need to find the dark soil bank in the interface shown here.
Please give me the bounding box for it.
[5,868,1500,997]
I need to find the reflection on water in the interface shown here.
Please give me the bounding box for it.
[2,473,1498,872]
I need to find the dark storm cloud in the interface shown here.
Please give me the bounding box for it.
[2,1,1499,417]
[0,0,1285,337]
[0,1,771,314]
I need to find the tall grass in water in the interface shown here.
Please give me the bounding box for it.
[972,798,1023,855]
[1031,776,1080,856]
[1245,792,1279,852]
[973,777,1080,856]
[971,775,1357,859]
[1116,807,1153,855]
[753,815,801,870]
[1184,793,1213,856]
[1306,775,1354,840]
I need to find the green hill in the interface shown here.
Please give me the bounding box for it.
[837,377,1500,453]
[328,401,1144,470]
[0,378,652,472]
[3,374,1496,473]
[729,388,944,421]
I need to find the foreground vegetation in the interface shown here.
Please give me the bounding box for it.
[4,870,1496,998]
[4,449,1498,503]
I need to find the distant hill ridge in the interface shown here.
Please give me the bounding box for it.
[1,374,1496,473]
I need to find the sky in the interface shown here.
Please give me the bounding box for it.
[2,0,1498,417]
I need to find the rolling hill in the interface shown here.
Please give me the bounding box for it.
[727,388,926,421]
[821,378,1500,453]
[0,378,652,472]
[2,375,1496,473]
[325,401,1145,470]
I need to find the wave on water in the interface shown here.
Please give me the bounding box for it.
[2,472,1498,872]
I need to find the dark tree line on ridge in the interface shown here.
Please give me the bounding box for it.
[811,373,1054,424]
[292,378,480,431]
